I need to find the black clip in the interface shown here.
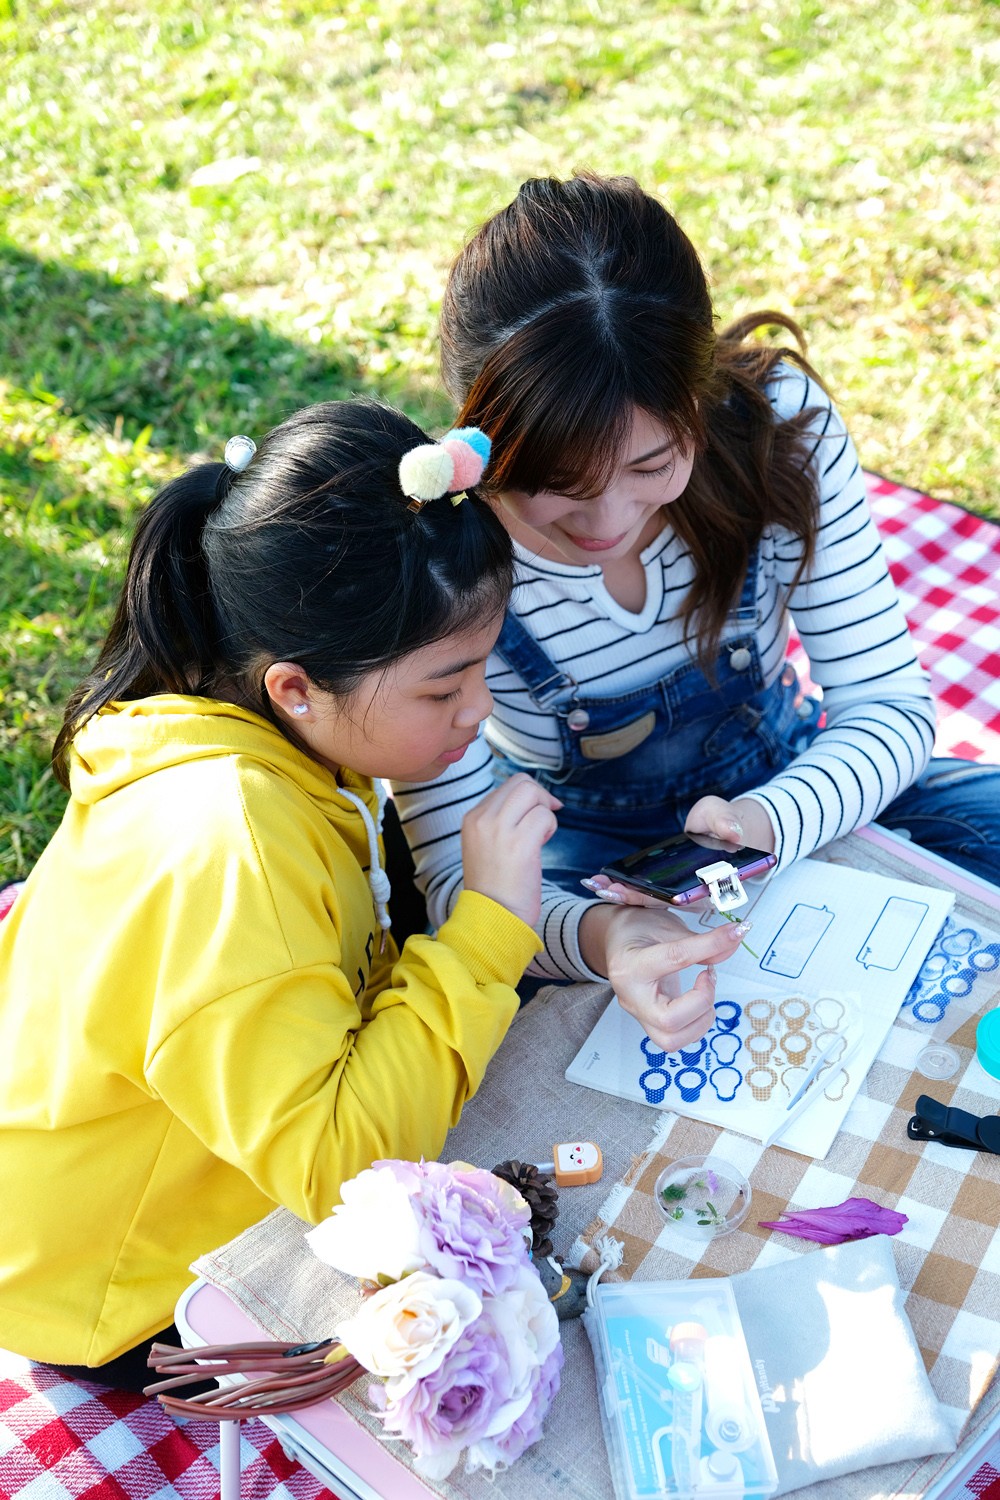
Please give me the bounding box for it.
[283,1338,335,1358]
[907,1094,1000,1154]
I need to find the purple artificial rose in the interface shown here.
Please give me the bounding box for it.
[376,1304,527,1481]
[376,1158,530,1299]
[466,1340,564,1472]
[759,1196,908,1245]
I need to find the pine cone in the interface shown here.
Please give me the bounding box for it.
[492,1159,559,1259]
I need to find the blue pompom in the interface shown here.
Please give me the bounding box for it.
[443,426,491,465]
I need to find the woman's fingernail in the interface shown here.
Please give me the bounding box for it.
[734,920,753,937]
[596,889,625,903]
[580,878,602,892]
[703,964,717,984]
[726,819,744,838]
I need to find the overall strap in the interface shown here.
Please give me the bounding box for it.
[494,610,578,711]
[729,542,761,626]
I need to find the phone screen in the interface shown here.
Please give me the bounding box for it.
[601,832,776,903]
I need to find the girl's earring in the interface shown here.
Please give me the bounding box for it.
[292,703,309,717]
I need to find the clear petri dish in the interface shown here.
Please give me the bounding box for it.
[915,1042,961,1081]
[654,1154,752,1240]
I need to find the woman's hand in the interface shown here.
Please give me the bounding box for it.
[581,799,776,909]
[584,903,751,1051]
[461,773,561,928]
[684,795,776,853]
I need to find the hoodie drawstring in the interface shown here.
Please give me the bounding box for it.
[338,780,392,953]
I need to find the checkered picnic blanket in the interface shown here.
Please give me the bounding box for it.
[786,477,1000,764]
[948,1449,1000,1500]
[960,1467,1000,1499]
[868,477,1000,762]
[0,1358,335,1499]
[573,832,1000,1495]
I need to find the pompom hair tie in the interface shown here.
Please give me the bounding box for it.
[398,428,491,512]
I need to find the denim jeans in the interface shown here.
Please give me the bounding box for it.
[874,757,1000,889]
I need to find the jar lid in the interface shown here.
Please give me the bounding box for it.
[976,1009,1000,1081]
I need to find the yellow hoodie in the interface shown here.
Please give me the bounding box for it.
[0,697,539,1365]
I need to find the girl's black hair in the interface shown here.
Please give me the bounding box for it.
[53,400,513,785]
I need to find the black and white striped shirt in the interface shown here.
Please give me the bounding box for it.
[393,368,935,980]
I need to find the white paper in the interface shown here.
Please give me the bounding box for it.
[566,858,955,1159]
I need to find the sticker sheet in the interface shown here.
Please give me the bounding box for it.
[566,857,955,1158]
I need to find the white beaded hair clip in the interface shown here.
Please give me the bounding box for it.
[224,434,256,473]
[398,427,491,513]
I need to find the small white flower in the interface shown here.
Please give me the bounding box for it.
[306,1166,424,1282]
[336,1272,481,1385]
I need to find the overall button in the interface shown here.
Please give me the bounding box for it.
[729,647,752,672]
[567,708,591,732]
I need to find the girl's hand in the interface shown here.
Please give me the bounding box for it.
[461,774,561,928]
[603,905,750,1051]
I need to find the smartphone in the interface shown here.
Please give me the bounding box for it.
[600,831,777,906]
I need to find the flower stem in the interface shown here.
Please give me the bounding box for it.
[720,909,759,958]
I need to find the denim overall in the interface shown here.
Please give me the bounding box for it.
[492,545,1000,895]
[492,548,821,891]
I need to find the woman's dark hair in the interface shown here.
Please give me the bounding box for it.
[441,172,826,662]
[53,400,513,785]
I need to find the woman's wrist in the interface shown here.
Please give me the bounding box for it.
[577,901,615,979]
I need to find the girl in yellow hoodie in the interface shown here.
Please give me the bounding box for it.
[0,400,558,1385]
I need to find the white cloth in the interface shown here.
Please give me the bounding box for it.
[731,1237,955,1494]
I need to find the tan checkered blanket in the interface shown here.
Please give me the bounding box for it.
[195,831,1000,1500]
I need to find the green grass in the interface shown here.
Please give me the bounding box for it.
[1,0,998,878]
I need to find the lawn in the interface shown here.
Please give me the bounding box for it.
[1,0,998,879]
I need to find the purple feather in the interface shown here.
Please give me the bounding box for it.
[759,1196,908,1244]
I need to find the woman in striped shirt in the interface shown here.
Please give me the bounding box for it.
[393,173,1000,1048]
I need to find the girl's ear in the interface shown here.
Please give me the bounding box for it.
[263,661,315,719]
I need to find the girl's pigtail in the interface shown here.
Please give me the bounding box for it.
[52,465,227,786]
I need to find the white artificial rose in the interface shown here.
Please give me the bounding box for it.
[480,1265,560,1436]
[335,1272,482,1385]
[306,1166,424,1282]
[495,1263,560,1363]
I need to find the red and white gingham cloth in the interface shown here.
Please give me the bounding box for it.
[787,475,1000,764]
[0,884,22,923]
[952,1462,1000,1500]
[0,1357,337,1499]
[0,474,997,1500]
[867,476,1000,763]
